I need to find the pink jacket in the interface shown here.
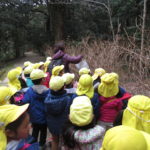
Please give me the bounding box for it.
[99,93,130,123]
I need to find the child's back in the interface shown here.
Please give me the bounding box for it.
[62,96,105,150]
[45,89,74,135]
[21,69,49,147]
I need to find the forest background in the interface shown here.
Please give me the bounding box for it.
[0,0,150,96]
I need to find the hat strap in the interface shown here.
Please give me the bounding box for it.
[127,107,150,123]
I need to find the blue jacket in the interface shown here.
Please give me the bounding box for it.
[45,90,75,135]
[22,86,49,124]
[16,139,39,150]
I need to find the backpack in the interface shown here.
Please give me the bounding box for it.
[48,58,63,74]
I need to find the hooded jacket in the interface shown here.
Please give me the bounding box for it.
[22,85,49,124]
[44,90,75,135]
[52,50,82,72]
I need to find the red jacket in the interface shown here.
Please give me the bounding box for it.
[99,93,131,123]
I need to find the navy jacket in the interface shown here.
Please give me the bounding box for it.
[45,90,75,135]
[22,86,49,124]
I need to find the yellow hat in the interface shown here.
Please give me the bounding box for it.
[30,69,47,80]
[76,74,94,98]
[98,73,119,98]
[7,68,21,93]
[50,76,64,91]
[24,61,31,67]
[44,60,51,72]
[7,68,21,81]
[0,104,29,150]
[0,86,12,105]
[24,66,33,75]
[52,65,64,76]
[100,125,150,150]
[62,73,75,85]
[46,57,52,61]
[33,63,39,69]
[79,68,90,76]
[92,68,106,80]
[70,96,94,126]
[122,95,150,133]
[39,61,44,67]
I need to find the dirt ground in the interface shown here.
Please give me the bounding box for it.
[0,51,45,86]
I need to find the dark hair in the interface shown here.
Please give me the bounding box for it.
[62,118,95,148]
[65,83,73,89]
[54,41,65,54]
[113,110,124,126]
[5,112,28,134]
[24,74,30,78]
[32,78,43,85]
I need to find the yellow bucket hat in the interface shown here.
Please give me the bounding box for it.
[0,86,12,105]
[24,66,33,75]
[30,69,47,80]
[52,65,64,77]
[98,73,119,98]
[122,95,150,133]
[44,60,51,72]
[92,68,106,81]
[7,68,21,94]
[70,96,94,126]
[100,125,150,150]
[24,61,31,67]
[0,104,29,150]
[76,74,94,98]
[79,68,90,76]
[62,73,75,85]
[50,76,64,91]
[7,68,21,82]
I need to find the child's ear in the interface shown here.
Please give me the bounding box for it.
[5,129,16,139]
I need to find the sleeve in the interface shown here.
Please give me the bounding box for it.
[21,89,31,104]
[91,94,100,120]
[63,54,83,64]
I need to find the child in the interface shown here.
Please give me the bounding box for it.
[98,73,130,130]
[0,104,39,150]
[21,69,49,148]
[51,65,64,79]
[24,66,34,87]
[92,68,106,93]
[0,86,12,105]
[45,76,75,150]
[7,68,22,95]
[76,74,100,120]
[100,125,150,150]
[41,60,51,88]
[62,73,76,94]
[62,96,105,150]
[122,95,150,134]
[79,67,91,76]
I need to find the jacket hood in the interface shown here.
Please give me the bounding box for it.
[30,86,49,99]
[74,125,105,144]
[32,85,49,94]
[52,50,64,59]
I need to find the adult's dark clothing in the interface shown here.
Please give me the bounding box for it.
[52,50,82,72]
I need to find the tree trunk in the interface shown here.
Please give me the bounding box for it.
[48,4,65,42]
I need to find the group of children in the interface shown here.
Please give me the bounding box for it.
[0,56,150,150]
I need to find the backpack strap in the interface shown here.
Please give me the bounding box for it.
[102,93,131,104]
[19,143,31,150]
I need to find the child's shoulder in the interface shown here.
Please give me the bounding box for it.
[74,125,105,143]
